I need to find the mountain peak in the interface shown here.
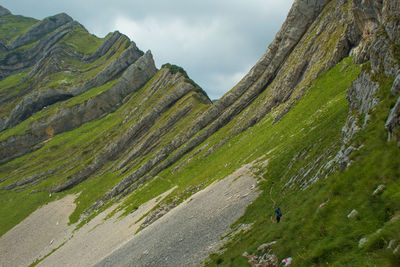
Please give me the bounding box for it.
[49,12,73,22]
[0,5,11,17]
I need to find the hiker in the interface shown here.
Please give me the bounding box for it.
[274,206,282,223]
[281,257,292,266]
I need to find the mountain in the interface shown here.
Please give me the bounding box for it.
[0,1,399,266]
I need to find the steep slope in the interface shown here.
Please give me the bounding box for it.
[94,0,400,265]
[1,0,400,266]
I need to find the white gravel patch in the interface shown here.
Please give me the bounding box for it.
[0,194,77,267]
[96,166,260,267]
[38,186,176,267]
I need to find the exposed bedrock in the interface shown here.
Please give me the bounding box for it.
[8,13,73,50]
[0,52,157,164]
[53,74,194,192]
[0,5,11,17]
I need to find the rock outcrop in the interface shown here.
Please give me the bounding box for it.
[6,89,74,128]
[83,31,125,63]
[0,51,157,163]
[0,5,10,17]
[8,13,73,50]
[385,95,400,140]
[53,66,199,192]
[3,40,143,130]
[1,1,400,265]
[0,20,81,79]
[73,42,144,95]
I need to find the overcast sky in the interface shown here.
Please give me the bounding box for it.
[2,0,293,99]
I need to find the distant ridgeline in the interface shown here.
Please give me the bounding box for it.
[0,1,400,266]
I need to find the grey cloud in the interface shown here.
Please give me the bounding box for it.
[2,0,293,99]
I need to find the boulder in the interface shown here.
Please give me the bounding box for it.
[387,239,397,250]
[257,241,277,252]
[359,237,368,248]
[347,209,359,219]
[243,251,278,267]
[372,184,386,196]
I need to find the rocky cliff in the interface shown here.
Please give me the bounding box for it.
[0,1,399,266]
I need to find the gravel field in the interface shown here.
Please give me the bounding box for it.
[96,167,259,267]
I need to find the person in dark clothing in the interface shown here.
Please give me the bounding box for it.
[274,207,282,223]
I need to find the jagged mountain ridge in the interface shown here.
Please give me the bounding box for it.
[0,1,399,266]
[0,5,211,224]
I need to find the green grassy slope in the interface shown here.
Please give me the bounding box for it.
[196,60,399,266]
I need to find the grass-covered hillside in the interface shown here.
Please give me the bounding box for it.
[1,0,399,266]
[202,58,400,266]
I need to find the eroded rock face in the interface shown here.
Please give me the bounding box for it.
[73,42,144,95]
[83,31,125,63]
[2,35,144,133]
[324,0,400,172]
[196,0,330,131]
[9,13,73,50]
[0,21,81,79]
[0,52,157,164]
[385,95,400,139]
[6,90,74,128]
[391,72,400,96]
[82,0,337,210]
[53,68,194,193]
[0,5,11,17]
[347,72,379,116]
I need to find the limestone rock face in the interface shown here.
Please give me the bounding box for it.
[0,16,148,137]
[74,42,144,95]
[0,5,11,17]
[9,13,73,50]
[385,95,400,138]
[347,72,379,116]
[52,67,196,193]
[83,31,124,63]
[0,20,81,79]
[327,0,400,172]
[0,52,157,164]
[392,73,400,96]
[1,1,400,250]
[198,0,330,130]
[6,89,74,129]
